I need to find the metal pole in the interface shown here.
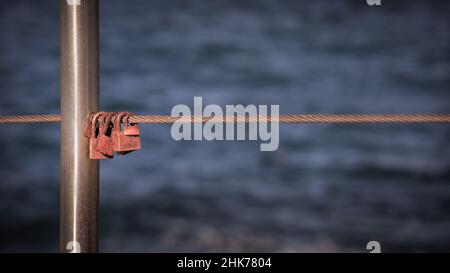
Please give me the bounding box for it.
[60,0,99,253]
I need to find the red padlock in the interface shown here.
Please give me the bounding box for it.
[118,112,141,156]
[95,112,114,157]
[112,112,141,154]
[89,112,111,160]
[123,113,140,136]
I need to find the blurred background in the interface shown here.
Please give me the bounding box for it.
[0,0,449,252]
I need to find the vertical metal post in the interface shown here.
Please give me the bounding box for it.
[60,0,99,253]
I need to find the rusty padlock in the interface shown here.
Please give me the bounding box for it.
[118,112,141,155]
[89,112,111,160]
[123,113,140,136]
[112,112,141,154]
[95,112,114,157]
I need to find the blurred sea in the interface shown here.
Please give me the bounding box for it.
[0,0,449,252]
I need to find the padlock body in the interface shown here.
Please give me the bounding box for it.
[96,135,113,156]
[90,138,109,159]
[112,131,141,152]
[124,124,140,136]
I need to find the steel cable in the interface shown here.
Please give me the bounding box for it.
[0,114,450,124]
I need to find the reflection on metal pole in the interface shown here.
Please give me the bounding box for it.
[60,0,99,253]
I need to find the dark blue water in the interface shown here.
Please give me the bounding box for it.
[0,0,449,252]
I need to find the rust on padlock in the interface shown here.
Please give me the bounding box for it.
[122,112,141,152]
[123,113,140,136]
[95,112,114,157]
[112,112,141,153]
[89,112,111,160]
[117,113,141,156]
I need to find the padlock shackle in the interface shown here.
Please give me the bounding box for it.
[113,111,127,132]
[86,112,94,124]
[124,112,132,127]
[99,112,114,135]
[91,112,106,137]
